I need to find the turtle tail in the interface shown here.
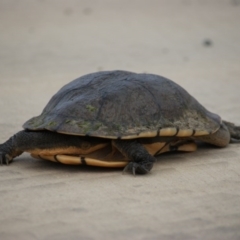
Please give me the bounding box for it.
[222,120,240,142]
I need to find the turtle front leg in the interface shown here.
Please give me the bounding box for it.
[112,139,156,175]
[0,131,24,165]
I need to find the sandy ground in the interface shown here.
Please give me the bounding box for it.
[0,0,240,239]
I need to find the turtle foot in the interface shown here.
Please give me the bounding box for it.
[123,161,154,175]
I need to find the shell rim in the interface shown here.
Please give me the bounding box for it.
[28,125,220,139]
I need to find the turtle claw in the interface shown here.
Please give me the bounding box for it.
[0,152,11,165]
[122,162,137,176]
[123,161,152,175]
[0,152,4,165]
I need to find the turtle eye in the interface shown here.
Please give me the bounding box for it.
[81,141,91,150]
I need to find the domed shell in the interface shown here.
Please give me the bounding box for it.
[23,70,221,139]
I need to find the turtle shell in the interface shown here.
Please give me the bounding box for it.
[23,70,221,138]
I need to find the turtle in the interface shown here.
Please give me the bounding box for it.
[0,70,240,175]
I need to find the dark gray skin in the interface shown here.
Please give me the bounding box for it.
[0,121,239,174]
[0,130,156,174]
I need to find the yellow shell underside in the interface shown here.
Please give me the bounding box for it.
[31,140,198,168]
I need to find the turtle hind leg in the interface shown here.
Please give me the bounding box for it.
[222,120,240,142]
[112,139,156,175]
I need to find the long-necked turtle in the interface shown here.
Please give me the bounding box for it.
[0,70,240,174]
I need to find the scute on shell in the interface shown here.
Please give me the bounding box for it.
[23,70,221,138]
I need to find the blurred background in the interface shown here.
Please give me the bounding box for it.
[1,0,240,135]
[1,0,240,79]
[0,1,240,239]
